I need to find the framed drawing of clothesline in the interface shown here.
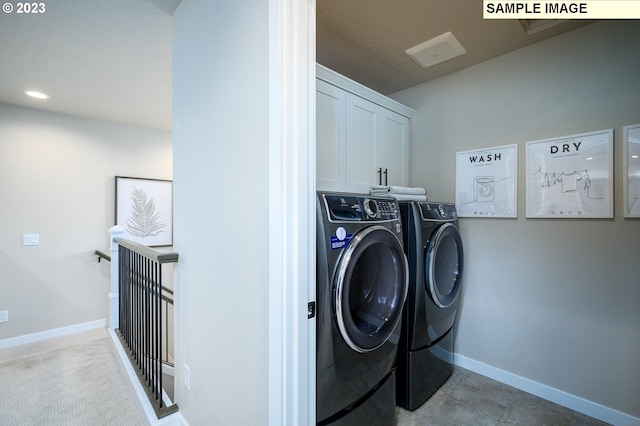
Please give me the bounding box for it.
[115,176,173,246]
[525,129,613,218]
[623,124,640,218]
[455,144,518,218]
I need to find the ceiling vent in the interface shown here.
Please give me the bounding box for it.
[405,32,467,69]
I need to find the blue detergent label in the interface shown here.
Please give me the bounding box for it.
[330,234,353,249]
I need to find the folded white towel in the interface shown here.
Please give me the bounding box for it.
[370,186,428,202]
[391,194,428,202]
[371,185,390,192]
[389,186,427,195]
[370,185,427,195]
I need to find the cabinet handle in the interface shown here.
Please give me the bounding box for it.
[378,168,382,185]
[384,168,388,186]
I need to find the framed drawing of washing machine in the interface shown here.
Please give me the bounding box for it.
[525,129,613,219]
[623,124,640,218]
[455,144,518,218]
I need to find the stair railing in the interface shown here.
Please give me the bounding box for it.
[108,225,178,418]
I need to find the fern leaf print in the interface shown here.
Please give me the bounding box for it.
[126,187,166,239]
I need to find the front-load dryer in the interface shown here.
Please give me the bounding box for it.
[396,201,464,411]
[316,191,409,425]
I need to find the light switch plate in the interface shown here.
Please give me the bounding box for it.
[23,234,39,246]
[184,365,191,391]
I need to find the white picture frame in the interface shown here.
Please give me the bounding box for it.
[525,129,613,218]
[115,176,173,246]
[455,144,518,218]
[623,124,640,218]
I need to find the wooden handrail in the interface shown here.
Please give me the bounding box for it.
[95,250,111,262]
[114,238,178,264]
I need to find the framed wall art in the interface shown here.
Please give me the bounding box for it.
[623,124,640,218]
[525,129,613,218]
[115,176,173,246]
[455,144,518,218]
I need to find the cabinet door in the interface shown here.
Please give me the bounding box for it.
[345,93,377,194]
[316,79,346,191]
[377,109,409,187]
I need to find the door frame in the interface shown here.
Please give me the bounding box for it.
[268,0,316,425]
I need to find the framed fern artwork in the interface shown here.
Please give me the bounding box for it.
[115,176,173,246]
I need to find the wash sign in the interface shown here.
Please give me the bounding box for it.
[483,1,640,18]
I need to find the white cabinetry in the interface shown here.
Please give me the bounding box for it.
[316,79,346,191]
[316,64,415,193]
[345,92,377,194]
[378,108,410,187]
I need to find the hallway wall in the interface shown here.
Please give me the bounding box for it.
[391,21,640,421]
[0,103,172,340]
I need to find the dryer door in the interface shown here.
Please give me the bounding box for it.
[334,225,409,353]
[425,223,464,308]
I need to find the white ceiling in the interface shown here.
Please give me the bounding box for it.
[0,0,178,132]
[0,1,593,133]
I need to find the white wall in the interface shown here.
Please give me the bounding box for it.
[173,1,270,424]
[174,1,316,423]
[0,103,172,340]
[391,21,640,422]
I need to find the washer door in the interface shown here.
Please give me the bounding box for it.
[425,222,464,308]
[334,225,409,353]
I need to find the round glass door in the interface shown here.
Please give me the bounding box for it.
[425,223,464,308]
[334,225,409,353]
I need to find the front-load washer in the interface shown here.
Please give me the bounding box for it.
[316,191,409,425]
[396,201,464,411]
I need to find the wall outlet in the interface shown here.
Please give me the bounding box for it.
[23,234,39,246]
[184,364,191,391]
[0,310,8,323]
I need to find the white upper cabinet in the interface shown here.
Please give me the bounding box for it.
[345,92,378,194]
[316,79,346,191]
[316,64,415,194]
[377,108,409,187]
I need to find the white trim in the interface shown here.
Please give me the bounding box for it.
[455,354,640,426]
[316,63,416,118]
[268,0,315,425]
[109,225,125,330]
[0,319,105,349]
[108,329,188,426]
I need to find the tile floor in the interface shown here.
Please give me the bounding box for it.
[397,367,609,425]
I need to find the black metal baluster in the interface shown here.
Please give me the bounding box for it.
[156,263,162,406]
[113,239,178,418]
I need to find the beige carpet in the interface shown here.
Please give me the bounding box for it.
[0,328,149,426]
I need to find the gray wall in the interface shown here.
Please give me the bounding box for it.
[173,1,269,424]
[391,21,640,419]
[0,103,172,340]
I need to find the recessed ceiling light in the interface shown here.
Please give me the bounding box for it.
[24,90,50,99]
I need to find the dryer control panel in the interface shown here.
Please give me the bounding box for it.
[419,202,458,222]
[324,194,400,222]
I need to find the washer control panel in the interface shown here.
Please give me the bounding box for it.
[419,202,458,222]
[324,194,400,222]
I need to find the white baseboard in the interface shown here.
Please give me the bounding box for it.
[454,354,640,426]
[0,319,106,350]
[108,329,188,426]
